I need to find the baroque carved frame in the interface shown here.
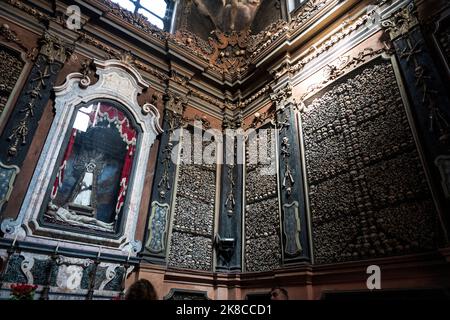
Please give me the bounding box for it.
[1,59,163,257]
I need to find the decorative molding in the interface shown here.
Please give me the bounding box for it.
[78,33,224,109]
[0,217,26,239]
[4,59,162,255]
[19,252,35,285]
[207,30,250,76]
[299,47,385,101]
[39,32,73,64]
[5,0,51,23]
[77,32,120,59]
[381,1,418,40]
[165,91,187,115]
[132,58,169,83]
[55,256,93,268]
[4,0,171,84]
[248,19,288,59]
[0,23,36,59]
[121,239,142,254]
[78,59,94,89]
[246,108,276,130]
[222,111,242,130]
[170,29,212,63]
[3,0,373,84]
[145,201,170,254]
[182,114,211,130]
[98,264,119,291]
[0,162,20,212]
[188,87,223,109]
[270,82,294,110]
[0,0,282,111]
[240,85,271,109]
[281,7,383,78]
[170,69,192,87]
[248,0,333,60]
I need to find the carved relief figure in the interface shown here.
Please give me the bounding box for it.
[193,0,261,32]
[49,203,115,232]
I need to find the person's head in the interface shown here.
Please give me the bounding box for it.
[125,279,157,300]
[270,287,288,300]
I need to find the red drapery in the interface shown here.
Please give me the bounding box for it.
[115,144,135,219]
[91,103,137,146]
[95,103,137,218]
[51,129,77,200]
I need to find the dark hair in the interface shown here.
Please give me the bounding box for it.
[125,279,157,300]
[270,287,289,299]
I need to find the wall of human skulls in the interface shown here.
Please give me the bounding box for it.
[302,58,439,264]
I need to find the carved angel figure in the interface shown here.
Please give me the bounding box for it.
[193,0,261,32]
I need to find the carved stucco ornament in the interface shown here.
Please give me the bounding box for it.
[381,1,419,40]
[270,82,296,111]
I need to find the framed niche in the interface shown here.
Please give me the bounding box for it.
[43,100,140,235]
[0,42,30,132]
[1,59,162,256]
[0,43,31,214]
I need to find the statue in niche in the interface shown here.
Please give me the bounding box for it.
[48,152,115,232]
[192,0,261,32]
[45,102,137,234]
[67,153,104,217]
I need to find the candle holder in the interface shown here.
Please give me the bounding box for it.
[0,236,19,289]
[119,259,130,300]
[39,243,60,300]
[86,247,101,300]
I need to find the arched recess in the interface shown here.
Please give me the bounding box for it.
[1,59,163,258]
